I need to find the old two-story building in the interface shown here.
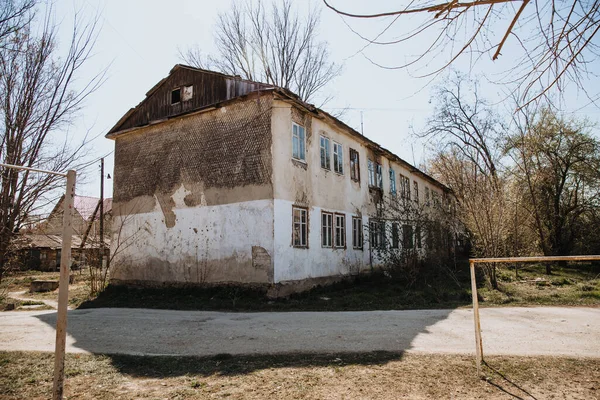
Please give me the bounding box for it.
[106,64,450,295]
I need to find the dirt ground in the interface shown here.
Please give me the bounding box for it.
[1,352,598,399]
[2,270,92,310]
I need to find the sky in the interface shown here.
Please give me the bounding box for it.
[48,0,600,202]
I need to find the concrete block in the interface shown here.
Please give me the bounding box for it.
[30,280,59,293]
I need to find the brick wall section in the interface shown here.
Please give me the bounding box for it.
[113,94,274,207]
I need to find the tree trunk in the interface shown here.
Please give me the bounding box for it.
[545,263,552,275]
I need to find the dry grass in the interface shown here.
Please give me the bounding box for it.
[479,263,600,307]
[0,351,598,399]
[2,270,94,310]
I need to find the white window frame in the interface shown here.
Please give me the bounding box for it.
[334,213,346,248]
[403,224,414,249]
[333,142,343,174]
[413,181,419,203]
[352,216,363,249]
[391,222,400,249]
[390,168,397,196]
[368,159,375,186]
[350,148,360,182]
[370,219,385,249]
[293,206,308,247]
[321,211,333,247]
[376,163,383,189]
[292,123,306,162]
[320,136,331,170]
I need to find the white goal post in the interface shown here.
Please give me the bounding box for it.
[469,255,600,376]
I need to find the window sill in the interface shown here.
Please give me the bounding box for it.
[292,158,308,170]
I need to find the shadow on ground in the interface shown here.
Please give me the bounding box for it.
[77,270,474,312]
[33,306,458,377]
[108,351,408,378]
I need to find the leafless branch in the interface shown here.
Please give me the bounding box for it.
[181,0,341,103]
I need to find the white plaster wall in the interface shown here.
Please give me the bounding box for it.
[273,199,369,282]
[111,193,274,284]
[270,100,446,283]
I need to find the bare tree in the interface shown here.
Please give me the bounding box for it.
[420,73,504,186]
[0,0,35,46]
[423,75,509,288]
[181,0,341,103]
[0,4,105,282]
[370,191,458,287]
[323,1,600,106]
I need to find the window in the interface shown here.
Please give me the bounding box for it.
[368,159,375,186]
[333,142,343,174]
[425,186,431,206]
[370,220,385,249]
[182,85,194,101]
[335,214,346,247]
[376,163,383,189]
[413,181,419,203]
[171,88,181,104]
[403,224,414,249]
[350,148,360,181]
[321,212,333,247]
[432,191,440,208]
[320,136,331,169]
[352,217,363,249]
[400,175,410,199]
[391,222,400,249]
[292,123,306,161]
[293,207,308,247]
[415,226,422,249]
[389,168,397,196]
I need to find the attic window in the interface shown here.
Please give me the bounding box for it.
[171,88,181,105]
[182,85,193,101]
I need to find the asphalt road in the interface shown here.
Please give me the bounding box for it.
[0,307,598,357]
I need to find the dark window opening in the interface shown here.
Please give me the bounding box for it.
[171,88,181,105]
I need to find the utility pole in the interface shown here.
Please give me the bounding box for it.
[99,158,104,242]
[99,158,105,267]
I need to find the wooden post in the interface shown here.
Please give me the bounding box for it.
[52,169,76,400]
[470,260,483,377]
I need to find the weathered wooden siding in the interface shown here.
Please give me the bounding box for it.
[110,65,271,133]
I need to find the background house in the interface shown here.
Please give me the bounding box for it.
[107,65,451,295]
[13,195,112,271]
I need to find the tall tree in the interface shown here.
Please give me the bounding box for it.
[0,3,104,281]
[424,74,508,288]
[181,0,341,103]
[508,108,600,272]
[323,1,600,106]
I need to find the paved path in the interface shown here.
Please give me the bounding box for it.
[0,307,598,357]
[8,290,66,310]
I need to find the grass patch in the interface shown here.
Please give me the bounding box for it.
[80,268,474,312]
[4,262,599,313]
[479,263,600,307]
[78,261,600,312]
[1,351,598,399]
